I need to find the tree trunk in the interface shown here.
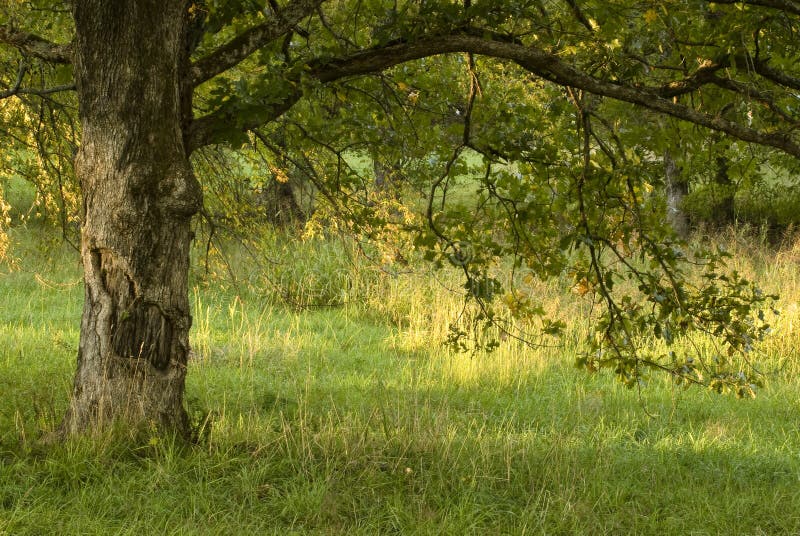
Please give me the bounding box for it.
[712,154,735,227]
[60,0,201,437]
[664,149,689,238]
[260,178,306,227]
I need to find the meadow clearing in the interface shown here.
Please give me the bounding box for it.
[1,224,800,535]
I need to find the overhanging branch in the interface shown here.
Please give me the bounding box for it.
[0,83,76,100]
[0,24,72,64]
[188,94,303,152]
[189,33,800,158]
[190,0,326,87]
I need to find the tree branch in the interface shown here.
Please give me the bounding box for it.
[0,61,27,98]
[709,0,800,16]
[188,94,303,152]
[0,83,76,100]
[0,24,72,64]
[656,59,728,97]
[190,0,325,86]
[564,0,596,32]
[740,55,800,91]
[709,75,798,124]
[189,33,800,158]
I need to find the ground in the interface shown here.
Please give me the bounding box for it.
[1,225,800,534]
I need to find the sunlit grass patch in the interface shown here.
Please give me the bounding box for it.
[2,225,800,534]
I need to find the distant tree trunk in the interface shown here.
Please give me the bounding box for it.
[373,159,392,191]
[257,129,308,227]
[373,158,406,199]
[60,0,201,437]
[664,149,689,238]
[712,155,735,227]
[261,178,306,227]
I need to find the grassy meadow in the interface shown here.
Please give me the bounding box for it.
[1,223,800,535]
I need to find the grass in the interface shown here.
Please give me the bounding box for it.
[2,224,800,534]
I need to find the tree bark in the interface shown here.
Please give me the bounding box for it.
[60,0,201,437]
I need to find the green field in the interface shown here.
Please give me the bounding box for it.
[1,225,800,534]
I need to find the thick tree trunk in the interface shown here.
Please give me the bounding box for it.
[60,0,201,437]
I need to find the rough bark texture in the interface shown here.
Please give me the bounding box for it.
[664,149,690,239]
[61,0,201,437]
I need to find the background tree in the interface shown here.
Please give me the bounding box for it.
[0,0,798,438]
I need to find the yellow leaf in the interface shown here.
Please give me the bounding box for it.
[573,278,592,296]
[269,164,290,183]
[643,9,658,23]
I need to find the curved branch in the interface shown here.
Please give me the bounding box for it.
[0,61,27,99]
[0,24,72,64]
[190,0,326,86]
[189,33,800,158]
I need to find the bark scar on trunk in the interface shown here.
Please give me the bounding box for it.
[111,300,181,370]
[93,247,184,371]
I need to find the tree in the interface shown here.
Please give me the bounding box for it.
[1,0,798,438]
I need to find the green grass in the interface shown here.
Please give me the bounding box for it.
[2,225,800,534]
